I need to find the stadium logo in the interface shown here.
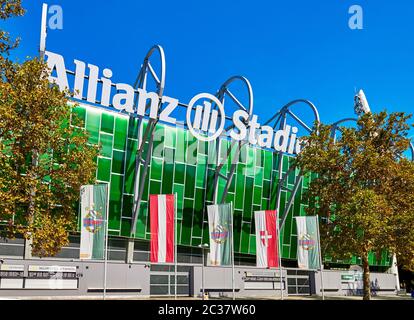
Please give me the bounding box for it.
[211,224,229,244]
[298,233,316,251]
[83,205,103,233]
[186,93,226,142]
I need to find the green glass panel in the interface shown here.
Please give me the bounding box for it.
[234,173,245,211]
[282,156,289,172]
[253,186,262,205]
[173,183,184,218]
[136,201,148,237]
[121,219,131,237]
[181,199,193,245]
[109,198,121,231]
[195,163,206,188]
[128,117,139,139]
[100,133,113,158]
[150,158,163,181]
[122,195,133,218]
[112,150,125,174]
[240,222,250,253]
[149,180,161,195]
[97,157,111,182]
[174,163,185,184]
[114,117,127,150]
[175,130,186,163]
[164,126,176,148]
[255,167,263,186]
[86,110,100,144]
[250,234,256,254]
[101,113,114,134]
[264,152,272,180]
[184,165,196,198]
[162,161,174,194]
[124,139,137,194]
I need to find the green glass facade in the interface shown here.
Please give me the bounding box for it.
[74,104,391,267]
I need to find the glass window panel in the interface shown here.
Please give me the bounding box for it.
[86,110,100,144]
[149,180,161,195]
[101,113,114,134]
[112,150,125,174]
[97,157,111,182]
[150,158,163,181]
[184,166,196,199]
[162,161,174,194]
[100,133,113,158]
[114,117,127,150]
[174,163,185,184]
[122,195,133,218]
[128,117,139,139]
[121,218,131,237]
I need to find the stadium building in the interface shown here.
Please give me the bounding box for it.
[0,41,400,298]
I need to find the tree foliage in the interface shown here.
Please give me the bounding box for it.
[0,0,99,256]
[295,112,414,299]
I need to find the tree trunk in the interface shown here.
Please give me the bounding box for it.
[362,251,371,300]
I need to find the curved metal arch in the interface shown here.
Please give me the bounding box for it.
[263,99,320,231]
[410,141,414,162]
[264,99,320,133]
[134,45,166,98]
[216,75,254,117]
[211,75,254,204]
[130,45,166,236]
[329,118,358,143]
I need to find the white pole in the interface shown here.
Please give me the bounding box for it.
[201,246,205,299]
[316,215,325,300]
[276,212,284,300]
[103,183,110,300]
[174,193,177,300]
[39,3,48,59]
[230,202,235,300]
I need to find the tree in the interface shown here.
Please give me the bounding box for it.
[295,111,414,300]
[0,0,99,256]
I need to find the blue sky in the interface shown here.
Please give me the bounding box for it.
[3,0,414,136]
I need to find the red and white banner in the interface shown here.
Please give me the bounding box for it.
[254,210,279,268]
[150,194,175,263]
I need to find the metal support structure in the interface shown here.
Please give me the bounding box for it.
[211,76,254,204]
[329,118,357,143]
[264,100,320,232]
[130,45,166,236]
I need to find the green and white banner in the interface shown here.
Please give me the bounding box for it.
[295,216,321,270]
[207,203,233,266]
[79,184,109,260]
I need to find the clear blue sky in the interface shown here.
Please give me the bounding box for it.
[3,0,414,136]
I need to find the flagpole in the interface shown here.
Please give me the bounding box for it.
[230,201,235,300]
[174,193,177,300]
[316,215,325,300]
[276,212,284,300]
[103,183,110,301]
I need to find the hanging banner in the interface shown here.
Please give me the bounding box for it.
[149,194,175,263]
[254,210,279,268]
[207,203,233,266]
[79,184,109,260]
[295,216,321,270]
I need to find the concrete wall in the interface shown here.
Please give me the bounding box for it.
[313,270,399,296]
